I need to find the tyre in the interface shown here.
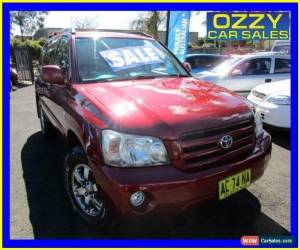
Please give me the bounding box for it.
[64,147,110,228]
[39,101,53,138]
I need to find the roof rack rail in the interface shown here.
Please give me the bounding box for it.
[129,31,152,38]
[48,32,60,38]
[74,28,152,38]
[62,28,76,34]
[48,28,76,38]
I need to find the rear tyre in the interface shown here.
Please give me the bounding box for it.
[64,147,111,228]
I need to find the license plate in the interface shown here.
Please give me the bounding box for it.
[218,169,251,200]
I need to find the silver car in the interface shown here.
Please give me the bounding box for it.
[194,52,290,96]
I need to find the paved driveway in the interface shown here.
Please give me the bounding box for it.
[10,85,291,239]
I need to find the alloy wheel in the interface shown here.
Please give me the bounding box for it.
[71,164,105,217]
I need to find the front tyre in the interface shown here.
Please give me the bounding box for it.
[64,147,110,228]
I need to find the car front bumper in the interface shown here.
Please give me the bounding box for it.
[90,131,271,217]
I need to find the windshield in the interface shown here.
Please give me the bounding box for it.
[75,37,189,83]
[212,57,242,73]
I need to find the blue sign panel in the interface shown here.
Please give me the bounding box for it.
[207,12,290,40]
[167,11,191,62]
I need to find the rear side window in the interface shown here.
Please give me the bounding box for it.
[273,45,290,54]
[55,37,69,77]
[41,37,60,65]
[274,59,290,73]
[234,58,271,75]
[186,56,224,69]
[40,43,49,65]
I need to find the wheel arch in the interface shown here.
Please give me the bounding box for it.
[67,129,84,150]
[35,92,41,118]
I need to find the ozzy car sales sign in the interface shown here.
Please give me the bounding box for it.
[207,12,289,40]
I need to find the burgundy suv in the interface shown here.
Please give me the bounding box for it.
[35,31,271,227]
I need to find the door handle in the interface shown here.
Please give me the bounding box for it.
[265,78,272,83]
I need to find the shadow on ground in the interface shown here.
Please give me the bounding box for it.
[264,127,290,150]
[21,132,290,239]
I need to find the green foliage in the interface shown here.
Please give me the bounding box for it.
[26,40,43,61]
[10,38,44,63]
[10,11,48,41]
[197,38,205,47]
[130,11,166,39]
[38,37,46,47]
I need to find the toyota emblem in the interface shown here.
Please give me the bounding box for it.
[220,135,233,149]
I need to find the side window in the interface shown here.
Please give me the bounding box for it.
[204,57,223,68]
[186,56,218,69]
[55,37,69,77]
[273,46,290,54]
[274,59,290,73]
[42,37,60,65]
[199,56,214,68]
[233,58,271,76]
[186,57,197,68]
[40,42,49,65]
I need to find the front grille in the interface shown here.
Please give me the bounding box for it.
[180,119,255,171]
[252,90,266,100]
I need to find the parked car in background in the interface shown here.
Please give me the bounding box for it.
[247,79,290,129]
[195,52,290,96]
[35,30,271,227]
[271,40,290,55]
[185,53,229,74]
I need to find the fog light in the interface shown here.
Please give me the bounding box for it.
[130,191,145,207]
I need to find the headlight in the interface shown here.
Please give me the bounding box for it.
[266,95,290,105]
[101,129,169,167]
[254,109,263,137]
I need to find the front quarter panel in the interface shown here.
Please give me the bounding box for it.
[62,85,109,164]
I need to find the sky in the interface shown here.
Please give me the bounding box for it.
[12,11,207,37]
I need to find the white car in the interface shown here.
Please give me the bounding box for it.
[247,79,290,129]
[272,40,290,55]
[195,52,290,96]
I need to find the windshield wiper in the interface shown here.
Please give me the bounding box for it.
[82,79,115,83]
[130,75,161,80]
[81,74,189,83]
[167,74,189,78]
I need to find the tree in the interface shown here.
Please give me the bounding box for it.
[130,11,166,39]
[73,16,99,30]
[197,38,205,47]
[10,11,48,41]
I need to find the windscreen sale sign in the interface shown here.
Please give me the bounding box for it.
[207,12,290,40]
[100,45,164,72]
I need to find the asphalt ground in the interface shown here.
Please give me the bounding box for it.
[10,85,291,239]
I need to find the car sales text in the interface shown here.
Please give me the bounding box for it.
[207,13,289,40]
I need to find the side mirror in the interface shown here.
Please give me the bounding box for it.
[231,69,242,76]
[40,65,65,85]
[183,62,192,73]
